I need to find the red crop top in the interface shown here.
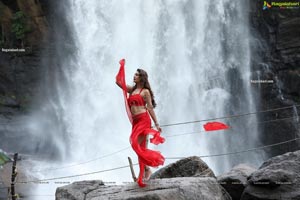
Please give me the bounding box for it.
[128,88,146,108]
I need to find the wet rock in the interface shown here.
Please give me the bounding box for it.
[56,156,230,200]
[278,69,300,97]
[56,180,104,200]
[241,150,300,200]
[151,156,215,179]
[56,177,231,200]
[217,164,256,200]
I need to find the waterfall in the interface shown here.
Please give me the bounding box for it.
[60,0,263,176]
[26,0,264,198]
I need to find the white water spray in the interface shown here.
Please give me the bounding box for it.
[26,0,264,199]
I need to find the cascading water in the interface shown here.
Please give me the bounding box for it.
[25,0,265,198]
[293,105,300,139]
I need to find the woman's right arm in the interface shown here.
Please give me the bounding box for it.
[115,80,133,93]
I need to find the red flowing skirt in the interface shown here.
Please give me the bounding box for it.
[130,112,165,167]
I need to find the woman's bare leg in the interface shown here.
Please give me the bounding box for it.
[138,135,152,181]
[136,135,147,186]
[144,165,152,181]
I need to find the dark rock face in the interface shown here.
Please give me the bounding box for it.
[56,178,231,200]
[0,0,70,159]
[151,156,215,179]
[249,0,300,158]
[0,0,43,117]
[0,0,49,156]
[0,48,44,116]
[0,0,49,47]
[0,0,50,115]
[217,164,257,200]
[241,150,300,200]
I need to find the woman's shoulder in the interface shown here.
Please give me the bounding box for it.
[142,88,150,92]
[141,88,150,96]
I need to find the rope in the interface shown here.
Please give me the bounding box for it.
[12,195,54,197]
[166,116,297,138]
[31,146,131,173]
[257,116,297,124]
[28,115,299,173]
[160,104,300,127]
[165,137,300,159]
[16,137,299,183]
[17,163,139,184]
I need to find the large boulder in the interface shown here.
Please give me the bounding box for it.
[151,156,215,179]
[56,177,231,200]
[55,180,104,200]
[217,164,256,200]
[55,156,230,200]
[241,150,300,200]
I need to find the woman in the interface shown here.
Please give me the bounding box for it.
[116,59,165,187]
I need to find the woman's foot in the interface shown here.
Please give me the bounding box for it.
[144,167,152,181]
[137,177,146,187]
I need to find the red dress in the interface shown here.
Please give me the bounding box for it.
[116,59,165,187]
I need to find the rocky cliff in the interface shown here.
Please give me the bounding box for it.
[0,0,49,115]
[249,0,300,157]
[0,0,73,157]
[0,0,51,159]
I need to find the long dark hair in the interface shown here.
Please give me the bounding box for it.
[131,68,157,108]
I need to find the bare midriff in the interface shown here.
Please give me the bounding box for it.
[131,105,147,116]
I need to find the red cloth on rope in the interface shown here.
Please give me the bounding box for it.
[203,122,229,131]
[116,59,165,187]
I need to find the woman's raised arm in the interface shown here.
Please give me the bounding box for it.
[115,80,133,93]
[115,58,133,93]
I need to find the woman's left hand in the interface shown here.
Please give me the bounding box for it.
[156,124,162,132]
